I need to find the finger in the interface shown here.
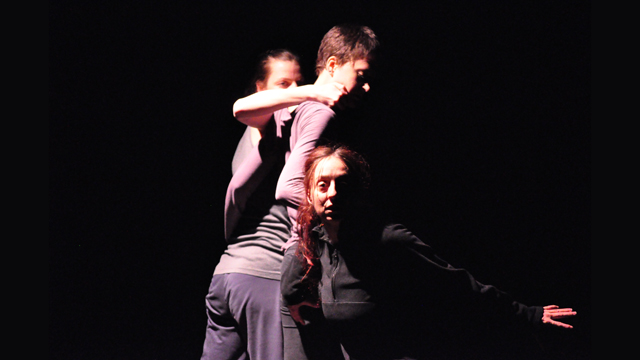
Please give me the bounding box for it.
[543,305,559,310]
[547,308,576,315]
[334,82,348,94]
[290,311,304,325]
[550,311,577,319]
[549,319,573,329]
[304,301,320,308]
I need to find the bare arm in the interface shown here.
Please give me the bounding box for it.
[232,83,347,130]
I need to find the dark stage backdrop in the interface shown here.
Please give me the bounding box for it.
[50,1,590,359]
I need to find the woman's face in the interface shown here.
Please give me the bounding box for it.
[257,59,302,91]
[308,156,355,227]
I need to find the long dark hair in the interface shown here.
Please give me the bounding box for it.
[296,144,371,285]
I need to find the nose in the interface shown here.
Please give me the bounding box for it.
[290,81,298,88]
[327,182,338,198]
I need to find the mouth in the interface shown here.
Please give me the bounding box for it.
[325,206,344,217]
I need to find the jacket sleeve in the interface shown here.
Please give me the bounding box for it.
[382,224,544,329]
[280,242,309,306]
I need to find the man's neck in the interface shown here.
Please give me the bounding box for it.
[314,71,333,86]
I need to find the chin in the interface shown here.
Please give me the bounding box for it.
[325,215,344,223]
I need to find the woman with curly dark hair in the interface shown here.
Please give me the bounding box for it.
[281,144,577,360]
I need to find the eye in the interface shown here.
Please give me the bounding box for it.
[336,180,352,192]
[317,181,328,192]
[357,73,368,83]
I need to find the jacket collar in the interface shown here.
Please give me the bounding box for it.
[312,225,333,244]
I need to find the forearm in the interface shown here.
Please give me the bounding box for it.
[474,281,544,327]
[232,86,317,128]
[390,225,544,328]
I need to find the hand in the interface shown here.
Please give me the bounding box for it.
[287,300,320,325]
[311,82,348,108]
[541,305,576,329]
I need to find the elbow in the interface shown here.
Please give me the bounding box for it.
[275,181,294,204]
[232,100,267,128]
[233,98,255,122]
[275,182,286,202]
[232,100,245,120]
[276,181,303,208]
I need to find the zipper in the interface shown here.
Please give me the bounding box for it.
[331,247,339,302]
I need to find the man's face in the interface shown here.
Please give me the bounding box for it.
[309,156,355,228]
[332,58,371,108]
[258,59,302,91]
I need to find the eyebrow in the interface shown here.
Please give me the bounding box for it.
[316,172,349,182]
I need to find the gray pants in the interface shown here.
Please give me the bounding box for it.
[201,273,283,360]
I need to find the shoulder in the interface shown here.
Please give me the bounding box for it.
[298,100,334,112]
[293,101,335,122]
[341,222,418,249]
[380,223,452,269]
[380,223,418,246]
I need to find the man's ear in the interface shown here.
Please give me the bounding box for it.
[255,80,266,92]
[326,56,338,74]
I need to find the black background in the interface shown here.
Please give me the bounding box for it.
[50,1,590,359]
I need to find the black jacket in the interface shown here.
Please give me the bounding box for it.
[281,221,544,359]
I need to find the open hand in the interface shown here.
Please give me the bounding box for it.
[541,305,577,329]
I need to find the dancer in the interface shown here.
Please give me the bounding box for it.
[231,49,303,175]
[232,24,380,360]
[282,144,577,360]
[201,48,320,360]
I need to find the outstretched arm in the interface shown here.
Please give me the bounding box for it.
[383,224,578,330]
[232,82,347,130]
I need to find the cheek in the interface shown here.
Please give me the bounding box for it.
[348,79,363,93]
[312,193,325,207]
[334,72,353,90]
[340,75,356,90]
